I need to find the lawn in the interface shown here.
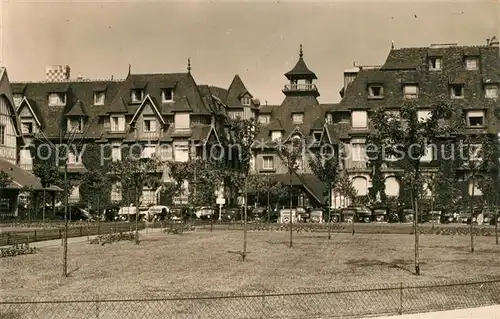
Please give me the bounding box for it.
[1,230,500,300]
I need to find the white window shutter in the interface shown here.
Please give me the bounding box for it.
[352,111,367,128]
[118,117,126,131]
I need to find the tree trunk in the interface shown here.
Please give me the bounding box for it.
[242,176,248,261]
[267,190,271,240]
[413,189,420,276]
[42,188,46,221]
[289,172,293,248]
[470,172,475,253]
[135,185,140,245]
[63,162,69,277]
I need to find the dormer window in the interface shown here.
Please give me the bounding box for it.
[258,115,270,124]
[130,89,144,103]
[292,113,304,124]
[465,56,479,70]
[48,93,66,106]
[67,118,83,133]
[326,113,333,124]
[241,97,251,106]
[94,91,105,105]
[450,84,464,98]
[428,57,442,70]
[351,110,368,129]
[110,115,126,132]
[174,112,190,130]
[271,131,282,141]
[21,121,33,134]
[403,84,419,99]
[368,85,383,98]
[162,88,174,103]
[13,94,23,107]
[313,131,322,142]
[485,84,498,98]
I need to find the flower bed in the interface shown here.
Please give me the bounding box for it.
[1,244,39,258]
[88,232,138,245]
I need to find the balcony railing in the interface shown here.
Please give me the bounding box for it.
[283,84,318,92]
[18,164,33,171]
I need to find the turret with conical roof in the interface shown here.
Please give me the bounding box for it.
[282,44,319,97]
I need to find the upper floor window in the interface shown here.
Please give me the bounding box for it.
[0,125,5,145]
[258,115,270,124]
[141,146,156,159]
[326,113,333,124]
[111,144,121,162]
[174,143,189,162]
[465,56,479,70]
[162,88,174,103]
[271,131,282,141]
[485,84,498,98]
[68,118,83,133]
[110,116,126,132]
[262,156,274,170]
[13,94,23,107]
[67,151,82,165]
[48,93,66,106]
[428,57,442,71]
[93,91,105,105]
[313,131,322,142]
[466,110,485,127]
[450,84,464,98]
[403,84,419,99]
[420,145,435,162]
[22,121,33,134]
[241,97,251,105]
[174,112,190,130]
[143,118,157,132]
[368,85,384,98]
[130,89,144,103]
[351,143,366,162]
[292,113,304,124]
[417,110,431,122]
[351,110,368,129]
[467,144,482,162]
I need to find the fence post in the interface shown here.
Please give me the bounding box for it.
[95,295,100,319]
[7,232,10,245]
[97,222,100,235]
[27,235,30,249]
[398,282,403,315]
[34,230,37,242]
[80,226,83,237]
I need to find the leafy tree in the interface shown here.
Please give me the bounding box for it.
[309,150,339,240]
[275,137,303,248]
[32,154,60,220]
[367,96,453,275]
[0,171,12,219]
[229,118,260,261]
[110,156,163,244]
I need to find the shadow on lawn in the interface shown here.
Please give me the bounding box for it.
[345,258,426,274]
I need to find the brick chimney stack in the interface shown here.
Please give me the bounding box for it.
[45,65,71,82]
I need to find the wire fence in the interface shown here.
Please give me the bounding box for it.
[1,277,499,319]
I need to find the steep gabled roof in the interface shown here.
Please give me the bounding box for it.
[171,96,193,112]
[226,74,252,106]
[65,100,87,117]
[129,94,166,125]
[17,97,43,127]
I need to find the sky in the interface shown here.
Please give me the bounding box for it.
[1,0,499,105]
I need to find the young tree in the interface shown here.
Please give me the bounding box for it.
[230,118,259,261]
[309,151,339,240]
[367,97,453,275]
[335,171,358,234]
[32,161,60,221]
[275,137,303,248]
[0,171,12,219]
[110,156,163,244]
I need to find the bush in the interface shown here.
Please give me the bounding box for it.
[418,226,496,236]
[0,244,39,258]
[88,232,137,245]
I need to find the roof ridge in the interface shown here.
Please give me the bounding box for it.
[11,79,125,83]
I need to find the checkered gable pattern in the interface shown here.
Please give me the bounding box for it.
[45,65,70,82]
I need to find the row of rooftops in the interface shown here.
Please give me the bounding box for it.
[8,40,500,143]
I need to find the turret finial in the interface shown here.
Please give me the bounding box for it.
[128,64,131,76]
[187,58,191,73]
[299,44,303,58]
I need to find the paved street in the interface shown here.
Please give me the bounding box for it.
[372,305,500,319]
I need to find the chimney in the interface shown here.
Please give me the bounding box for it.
[343,66,360,92]
[45,65,70,82]
[489,36,499,47]
[77,74,83,80]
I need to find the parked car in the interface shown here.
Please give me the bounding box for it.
[309,209,323,223]
[195,207,215,220]
[399,208,414,223]
[148,205,169,221]
[54,206,95,222]
[350,206,372,223]
[221,208,240,222]
[340,208,356,223]
[329,209,341,223]
[278,209,299,224]
[440,211,455,224]
[423,210,442,224]
[372,208,388,222]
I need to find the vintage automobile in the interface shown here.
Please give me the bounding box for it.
[349,206,372,223]
[195,207,215,220]
[483,211,500,225]
[372,208,388,222]
[440,211,455,224]
[54,206,95,222]
[148,205,169,221]
[399,208,414,223]
[340,208,356,223]
[329,209,341,223]
[309,209,324,223]
[279,209,299,224]
[423,210,442,224]
[221,208,240,222]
